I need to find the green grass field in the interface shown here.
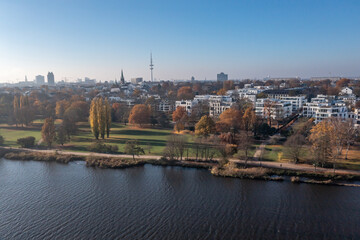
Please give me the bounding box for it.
[0,122,192,156]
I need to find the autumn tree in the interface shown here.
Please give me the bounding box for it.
[128,104,151,127]
[56,125,68,146]
[284,133,306,163]
[177,86,194,100]
[89,98,100,139]
[216,108,242,134]
[89,98,111,139]
[308,120,333,168]
[112,103,129,124]
[195,115,215,137]
[217,88,227,96]
[242,107,256,134]
[42,117,56,147]
[172,106,188,132]
[223,80,234,90]
[55,100,70,119]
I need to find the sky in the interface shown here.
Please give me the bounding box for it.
[0,0,360,83]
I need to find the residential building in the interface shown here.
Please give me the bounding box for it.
[158,101,173,112]
[35,75,45,85]
[340,87,353,95]
[131,78,143,84]
[217,72,228,81]
[278,96,306,113]
[209,101,233,117]
[255,99,292,120]
[302,95,348,124]
[175,100,196,114]
[47,72,55,85]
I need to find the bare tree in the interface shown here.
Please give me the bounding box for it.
[283,133,306,164]
[238,131,254,168]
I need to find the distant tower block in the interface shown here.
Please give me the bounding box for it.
[120,69,125,84]
[150,53,154,82]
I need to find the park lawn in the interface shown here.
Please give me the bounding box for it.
[59,122,177,155]
[0,124,42,146]
[262,145,284,162]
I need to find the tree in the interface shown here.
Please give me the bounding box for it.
[216,108,242,134]
[112,102,130,124]
[164,134,187,161]
[242,107,256,134]
[308,121,333,168]
[128,104,151,127]
[177,86,194,100]
[104,98,111,138]
[62,117,77,140]
[217,88,227,95]
[56,125,68,146]
[42,117,56,147]
[283,133,306,163]
[55,100,70,119]
[195,115,215,137]
[89,98,99,139]
[124,140,144,160]
[172,106,188,132]
[13,95,20,127]
[238,131,253,168]
[89,97,110,139]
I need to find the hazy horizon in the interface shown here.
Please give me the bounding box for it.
[1,0,360,83]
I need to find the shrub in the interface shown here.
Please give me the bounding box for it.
[88,142,118,153]
[0,135,4,145]
[17,136,36,148]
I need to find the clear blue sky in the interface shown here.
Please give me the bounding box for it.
[1,0,360,82]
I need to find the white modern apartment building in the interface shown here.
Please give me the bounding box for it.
[158,101,173,112]
[209,101,233,117]
[175,100,196,114]
[302,96,349,124]
[255,99,292,120]
[278,96,306,113]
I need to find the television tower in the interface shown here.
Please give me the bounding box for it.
[150,52,154,82]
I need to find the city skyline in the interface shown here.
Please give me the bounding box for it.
[1,0,360,83]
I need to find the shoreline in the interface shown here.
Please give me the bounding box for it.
[1,147,360,187]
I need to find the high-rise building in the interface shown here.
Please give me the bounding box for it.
[120,69,125,84]
[47,72,55,85]
[35,75,45,85]
[217,72,228,81]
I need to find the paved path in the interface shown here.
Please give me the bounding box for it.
[2,146,360,176]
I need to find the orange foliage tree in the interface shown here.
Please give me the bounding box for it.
[172,106,188,132]
[128,104,151,127]
[177,86,194,100]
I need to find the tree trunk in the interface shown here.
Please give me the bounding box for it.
[345,143,350,160]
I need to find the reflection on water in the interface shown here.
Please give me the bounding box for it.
[0,159,359,240]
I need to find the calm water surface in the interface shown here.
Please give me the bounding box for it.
[0,159,359,240]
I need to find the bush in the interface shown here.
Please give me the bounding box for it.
[17,136,36,148]
[0,135,4,145]
[88,142,118,153]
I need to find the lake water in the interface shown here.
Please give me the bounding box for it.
[0,159,359,240]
